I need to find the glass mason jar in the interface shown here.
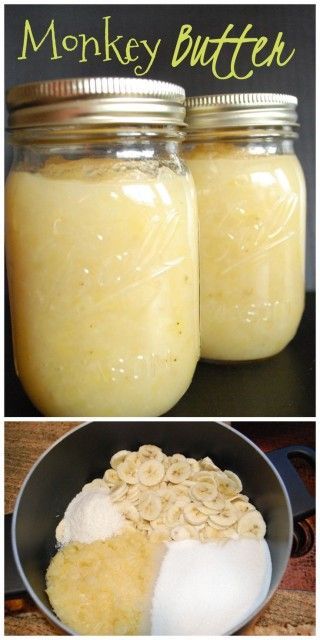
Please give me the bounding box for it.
[184,93,306,362]
[5,77,199,417]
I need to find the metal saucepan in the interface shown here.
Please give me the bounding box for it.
[6,421,315,635]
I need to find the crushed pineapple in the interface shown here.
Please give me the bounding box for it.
[46,530,164,635]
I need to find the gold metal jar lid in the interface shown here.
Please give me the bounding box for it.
[186,93,299,130]
[6,77,186,129]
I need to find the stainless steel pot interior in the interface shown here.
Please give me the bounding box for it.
[12,421,292,635]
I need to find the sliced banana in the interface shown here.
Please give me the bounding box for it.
[202,496,226,512]
[166,461,191,484]
[103,469,119,485]
[137,484,149,495]
[117,460,139,485]
[110,450,131,470]
[171,525,192,541]
[117,502,139,522]
[187,458,200,473]
[209,504,238,528]
[109,482,128,502]
[126,451,140,464]
[166,502,186,526]
[184,503,208,526]
[138,493,162,521]
[188,525,201,540]
[207,520,228,531]
[192,481,218,503]
[237,511,266,539]
[138,444,164,462]
[193,523,206,532]
[138,460,165,486]
[224,470,243,493]
[98,444,266,544]
[159,488,175,510]
[229,494,249,503]
[150,483,162,492]
[194,502,214,516]
[172,484,190,499]
[82,478,109,493]
[200,456,220,471]
[150,517,166,530]
[200,525,220,542]
[170,453,187,463]
[220,527,239,540]
[136,520,152,533]
[171,493,190,506]
[126,485,141,504]
[192,471,217,484]
[148,525,170,543]
[215,471,240,497]
[231,499,256,514]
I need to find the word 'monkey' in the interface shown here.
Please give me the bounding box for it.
[18,17,295,79]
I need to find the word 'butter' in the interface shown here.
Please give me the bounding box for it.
[18,17,295,79]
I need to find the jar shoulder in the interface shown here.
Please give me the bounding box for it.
[7,142,193,181]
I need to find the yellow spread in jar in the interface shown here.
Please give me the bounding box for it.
[185,143,306,361]
[6,157,199,415]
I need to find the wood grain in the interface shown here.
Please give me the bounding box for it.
[5,422,81,513]
[5,589,315,637]
[5,421,316,636]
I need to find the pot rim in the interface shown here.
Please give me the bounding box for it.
[12,419,293,636]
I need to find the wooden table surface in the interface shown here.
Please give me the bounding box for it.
[5,421,315,636]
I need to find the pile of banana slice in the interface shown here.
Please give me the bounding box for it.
[92,445,266,543]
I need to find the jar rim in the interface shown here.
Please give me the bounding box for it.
[6,77,187,129]
[186,93,299,130]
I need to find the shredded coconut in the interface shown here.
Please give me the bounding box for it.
[56,487,124,545]
[151,538,272,635]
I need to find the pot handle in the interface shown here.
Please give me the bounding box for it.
[5,513,27,598]
[266,445,315,521]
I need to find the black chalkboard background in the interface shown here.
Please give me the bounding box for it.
[5,3,315,287]
[4,4,315,418]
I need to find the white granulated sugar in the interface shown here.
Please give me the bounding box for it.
[151,538,272,635]
[56,487,124,545]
